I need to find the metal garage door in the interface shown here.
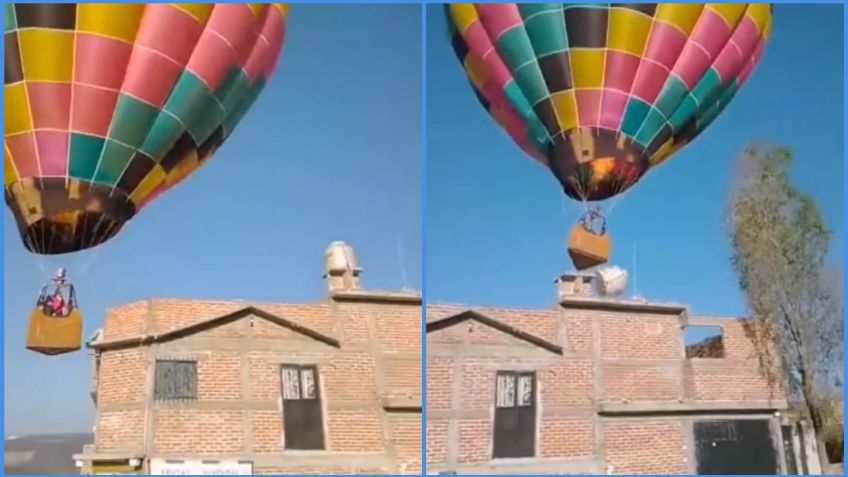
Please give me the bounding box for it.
[694,419,779,474]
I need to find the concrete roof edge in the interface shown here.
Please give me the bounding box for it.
[72,451,144,461]
[329,289,422,304]
[559,297,688,314]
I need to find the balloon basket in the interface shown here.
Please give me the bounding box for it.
[567,224,612,271]
[26,307,83,356]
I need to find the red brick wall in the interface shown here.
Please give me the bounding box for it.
[255,466,389,475]
[427,319,591,469]
[197,352,241,401]
[600,314,682,359]
[102,301,148,341]
[603,420,688,474]
[603,363,682,401]
[685,317,785,401]
[426,420,448,466]
[389,414,423,474]
[247,351,284,401]
[373,304,422,353]
[97,348,146,404]
[543,360,594,407]
[95,410,144,451]
[686,362,779,401]
[252,410,283,453]
[93,297,422,474]
[102,300,337,342]
[426,357,452,412]
[322,352,378,402]
[459,358,496,411]
[567,316,595,352]
[540,417,594,458]
[153,409,244,455]
[457,419,490,464]
[151,300,243,335]
[326,409,385,452]
[426,304,785,473]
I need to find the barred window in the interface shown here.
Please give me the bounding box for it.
[300,368,316,399]
[517,374,533,407]
[282,367,301,399]
[496,373,516,408]
[154,360,197,400]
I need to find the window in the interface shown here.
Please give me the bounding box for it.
[281,364,324,450]
[493,371,536,458]
[684,325,725,358]
[154,360,197,400]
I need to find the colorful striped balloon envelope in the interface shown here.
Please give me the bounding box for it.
[4,3,289,254]
[447,3,772,202]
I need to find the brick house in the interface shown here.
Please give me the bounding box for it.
[73,242,422,475]
[426,273,818,475]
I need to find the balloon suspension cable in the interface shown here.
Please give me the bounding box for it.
[22,228,45,272]
[605,170,639,219]
[91,211,108,250]
[82,212,97,250]
[566,176,590,214]
[76,249,100,279]
[38,220,46,256]
[76,214,107,280]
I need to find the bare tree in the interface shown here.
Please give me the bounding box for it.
[726,144,844,467]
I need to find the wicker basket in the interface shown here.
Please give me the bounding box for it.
[26,307,82,355]
[567,225,612,270]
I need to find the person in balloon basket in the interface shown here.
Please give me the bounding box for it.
[37,268,73,317]
[579,208,607,236]
[50,289,66,317]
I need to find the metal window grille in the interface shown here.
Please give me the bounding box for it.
[154,360,197,400]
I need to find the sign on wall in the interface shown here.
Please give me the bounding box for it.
[149,459,253,475]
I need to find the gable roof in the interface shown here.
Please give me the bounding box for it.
[90,305,340,351]
[426,309,562,355]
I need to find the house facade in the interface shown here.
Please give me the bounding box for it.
[426,273,818,475]
[74,242,422,475]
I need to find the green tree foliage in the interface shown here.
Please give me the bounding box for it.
[727,144,843,465]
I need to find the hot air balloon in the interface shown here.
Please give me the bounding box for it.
[446,3,772,269]
[4,2,289,354]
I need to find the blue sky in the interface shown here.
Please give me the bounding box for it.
[3,4,421,435]
[427,3,845,316]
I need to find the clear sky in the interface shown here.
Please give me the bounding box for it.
[3,4,421,435]
[427,4,844,316]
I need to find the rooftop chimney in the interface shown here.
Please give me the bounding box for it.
[555,273,596,300]
[324,241,362,292]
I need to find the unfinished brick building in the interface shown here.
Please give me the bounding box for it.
[73,242,422,475]
[426,273,818,475]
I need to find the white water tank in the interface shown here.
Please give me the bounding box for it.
[594,266,628,296]
[323,241,361,292]
[324,241,360,276]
